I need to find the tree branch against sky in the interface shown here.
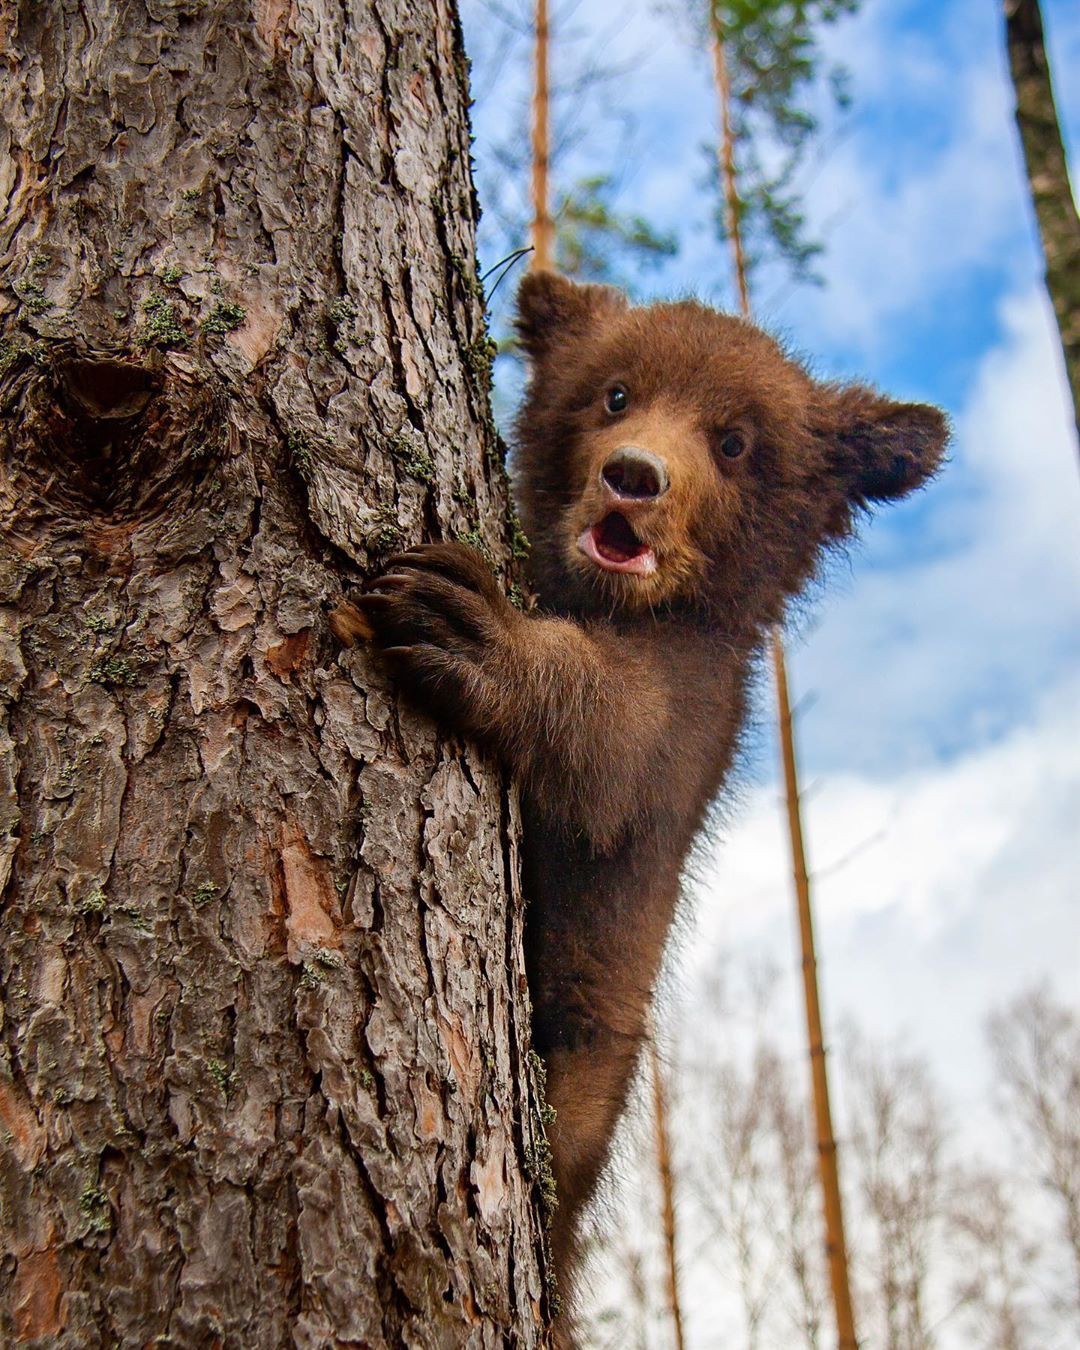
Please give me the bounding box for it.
[989,988,1080,1327]
[949,1168,1044,1349]
[842,1033,947,1350]
[1004,0,1080,447]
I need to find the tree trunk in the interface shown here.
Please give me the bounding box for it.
[1004,0,1080,445]
[0,2,553,1345]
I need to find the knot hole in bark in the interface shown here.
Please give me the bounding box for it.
[57,358,157,421]
[2,347,229,522]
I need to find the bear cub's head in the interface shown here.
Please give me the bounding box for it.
[514,271,947,630]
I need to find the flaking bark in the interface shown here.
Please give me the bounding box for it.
[0,0,552,1345]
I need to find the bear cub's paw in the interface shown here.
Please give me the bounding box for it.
[357,542,516,722]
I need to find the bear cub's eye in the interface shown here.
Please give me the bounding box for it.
[717,429,748,459]
[605,384,629,415]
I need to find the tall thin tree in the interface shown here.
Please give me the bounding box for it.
[649,1034,687,1350]
[531,0,555,271]
[474,0,675,290]
[1004,0,1080,445]
[708,6,858,1347]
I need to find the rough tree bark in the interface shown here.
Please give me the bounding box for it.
[0,1,553,1345]
[1004,0,1080,445]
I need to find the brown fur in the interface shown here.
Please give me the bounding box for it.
[354,272,947,1332]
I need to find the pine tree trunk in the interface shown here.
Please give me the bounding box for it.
[0,1,553,1344]
[1005,0,1080,444]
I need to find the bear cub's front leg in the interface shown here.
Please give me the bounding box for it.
[359,541,669,849]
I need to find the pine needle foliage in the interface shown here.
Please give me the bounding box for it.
[708,0,858,284]
[555,174,678,283]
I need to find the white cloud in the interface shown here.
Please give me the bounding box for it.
[688,668,1079,1033]
[776,68,1023,352]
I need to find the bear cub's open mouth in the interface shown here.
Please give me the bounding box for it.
[578,512,658,576]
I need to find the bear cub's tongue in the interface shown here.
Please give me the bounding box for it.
[579,512,657,576]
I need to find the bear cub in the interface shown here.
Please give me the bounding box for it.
[355,271,947,1308]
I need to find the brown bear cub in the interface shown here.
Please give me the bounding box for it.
[356,271,946,1311]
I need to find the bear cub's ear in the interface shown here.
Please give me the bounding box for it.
[818,385,950,503]
[516,270,627,360]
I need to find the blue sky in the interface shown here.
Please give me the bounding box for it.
[460,1,1078,1339]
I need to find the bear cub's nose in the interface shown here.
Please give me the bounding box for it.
[601,447,670,500]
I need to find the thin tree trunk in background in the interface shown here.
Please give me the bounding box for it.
[1005,0,1080,445]
[648,1036,686,1350]
[0,1,553,1343]
[709,11,858,1348]
[531,0,555,270]
[709,22,751,319]
[771,645,857,1350]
